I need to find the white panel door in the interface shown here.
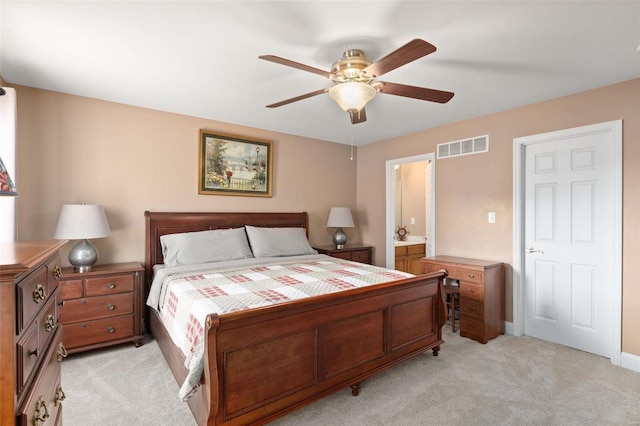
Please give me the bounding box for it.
[524,128,616,357]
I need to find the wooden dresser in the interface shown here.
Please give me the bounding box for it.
[58,262,144,353]
[421,255,504,343]
[0,239,68,425]
[394,243,425,274]
[313,245,373,265]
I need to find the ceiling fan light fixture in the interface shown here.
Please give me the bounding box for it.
[328,82,376,112]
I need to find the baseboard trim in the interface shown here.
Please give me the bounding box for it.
[621,351,640,373]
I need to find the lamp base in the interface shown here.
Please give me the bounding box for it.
[332,227,347,250]
[69,239,99,273]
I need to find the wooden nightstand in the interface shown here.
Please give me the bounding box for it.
[313,245,374,265]
[58,262,144,354]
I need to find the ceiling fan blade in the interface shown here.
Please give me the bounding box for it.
[362,39,437,79]
[349,108,367,124]
[377,81,454,103]
[265,88,329,108]
[259,55,331,78]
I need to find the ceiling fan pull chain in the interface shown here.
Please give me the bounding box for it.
[350,126,354,161]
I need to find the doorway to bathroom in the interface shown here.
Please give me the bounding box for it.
[385,153,436,270]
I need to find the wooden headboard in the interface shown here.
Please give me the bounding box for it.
[144,211,310,283]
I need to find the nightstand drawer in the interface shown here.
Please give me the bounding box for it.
[329,251,352,260]
[63,315,134,349]
[60,292,133,324]
[86,274,134,297]
[60,279,83,299]
[351,250,371,264]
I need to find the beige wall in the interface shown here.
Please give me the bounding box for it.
[13,85,358,265]
[9,76,640,357]
[357,78,640,356]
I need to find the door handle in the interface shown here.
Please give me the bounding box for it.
[526,246,544,254]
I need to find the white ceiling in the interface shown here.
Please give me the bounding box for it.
[1,1,638,146]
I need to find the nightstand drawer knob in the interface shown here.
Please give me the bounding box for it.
[107,304,115,310]
[107,282,115,289]
[107,326,115,333]
[28,347,40,358]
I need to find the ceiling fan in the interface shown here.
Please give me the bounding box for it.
[259,39,454,124]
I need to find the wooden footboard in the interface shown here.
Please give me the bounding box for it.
[152,270,447,425]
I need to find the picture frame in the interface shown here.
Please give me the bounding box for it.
[198,130,273,197]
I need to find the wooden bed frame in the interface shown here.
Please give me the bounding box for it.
[144,211,447,425]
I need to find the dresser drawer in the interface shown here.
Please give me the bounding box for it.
[59,279,83,300]
[16,321,39,393]
[351,250,371,264]
[17,265,48,333]
[460,298,484,319]
[421,262,443,275]
[63,315,134,349]
[60,292,133,324]
[460,316,486,343]
[460,282,484,302]
[456,267,483,284]
[18,330,63,426]
[86,274,134,297]
[17,295,59,393]
[39,294,60,353]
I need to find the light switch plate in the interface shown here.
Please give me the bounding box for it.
[488,212,496,224]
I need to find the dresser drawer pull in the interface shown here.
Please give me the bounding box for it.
[57,342,68,362]
[466,288,477,294]
[52,265,62,280]
[33,284,47,303]
[44,314,57,332]
[107,326,115,333]
[33,396,50,426]
[28,347,40,358]
[107,303,115,310]
[58,299,65,307]
[54,385,66,406]
[107,282,115,289]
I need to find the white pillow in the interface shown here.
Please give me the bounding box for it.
[245,226,318,258]
[160,228,253,267]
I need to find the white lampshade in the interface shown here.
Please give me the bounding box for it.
[327,207,354,228]
[54,204,111,239]
[328,82,376,112]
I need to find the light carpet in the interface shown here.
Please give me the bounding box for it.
[62,326,640,425]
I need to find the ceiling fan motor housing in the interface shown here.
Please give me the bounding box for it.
[330,49,373,83]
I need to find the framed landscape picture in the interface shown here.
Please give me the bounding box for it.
[198,130,273,197]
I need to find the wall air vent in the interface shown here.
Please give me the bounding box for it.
[437,135,489,159]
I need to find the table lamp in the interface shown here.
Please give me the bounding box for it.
[326,207,354,249]
[54,204,111,272]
